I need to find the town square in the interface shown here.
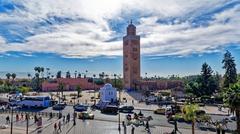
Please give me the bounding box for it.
[0,0,240,134]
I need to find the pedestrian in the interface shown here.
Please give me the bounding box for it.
[131,125,135,134]
[123,121,127,134]
[34,115,38,123]
[16,114,19,121]
[62,115,65,124]
[49,112,53,119]
[54,122,57,132]
[58,121,62,132]
[132,100,134,105]
[145,121,149,131]
[6,116,10,124]
[67,113,70,123]
[21,113,24,120]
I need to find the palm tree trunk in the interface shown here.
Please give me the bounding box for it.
[192,120,195,134]
[236,109,240,133]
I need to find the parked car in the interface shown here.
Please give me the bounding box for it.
[73,104,88,112]
[119,106,134,113]
[78,112,94,120]
[101,105,118,114]
[196,110,206,116]
[154,108,166,115]
[52,103,66,110]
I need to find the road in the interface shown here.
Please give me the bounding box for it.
[5,105,235,131]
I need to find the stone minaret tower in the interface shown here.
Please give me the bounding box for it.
[123,21,140,89]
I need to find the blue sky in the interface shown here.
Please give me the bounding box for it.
[0,0,240,78]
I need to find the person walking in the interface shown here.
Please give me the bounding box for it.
[54,122,57,133]
[58,121,62,133]
[21,113,24,120]
[145,121,149,131]
[6,116,10,124]
[34,115,38,123]
[62,115,65,124]
[16,114,19,122]
[123,121,127,134]
[67,113,70,123]
[131,125,135,134]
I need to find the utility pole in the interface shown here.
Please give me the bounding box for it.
[26,113,29,134]
[115,74,121,132]
[73,98,76,126]
[10,107,13,134]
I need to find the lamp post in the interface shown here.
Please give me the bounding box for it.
[114,74,121,132]
[73,97,76,126]
[26,113,29,134]
[10,106,13,134]
[93,74,96,101]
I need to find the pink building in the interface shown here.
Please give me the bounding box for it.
[42,78,102,92]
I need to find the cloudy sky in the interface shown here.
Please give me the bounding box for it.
[0,0,240,78]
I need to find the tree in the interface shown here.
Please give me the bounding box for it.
[40,67,44,78]
[27,73,31,79]
[199,62,217,96]
[58,83,65,99]
[66,71,71,78]
[224,83,240,133]
[183,104,199,134]
[76,85,81,98]
[6,73,11,80]
[18,86,31,94]
[11,73,16,81]
[222,51,237,88]
[56,71,62,78]
[74,71,77,78]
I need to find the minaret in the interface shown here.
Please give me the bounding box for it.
[123,21,140,90]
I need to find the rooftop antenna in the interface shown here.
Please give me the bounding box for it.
[130,19,132,24]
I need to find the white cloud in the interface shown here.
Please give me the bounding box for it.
[0,0,239,58]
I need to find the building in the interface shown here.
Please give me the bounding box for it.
[123,21,140,90]
[99,83,117,103]
[122,22,185,97]
[42,78,103,92]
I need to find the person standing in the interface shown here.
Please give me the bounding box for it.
[58,121,62,133]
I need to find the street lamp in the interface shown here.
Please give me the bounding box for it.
[114,74,121,132]
[26,113,29,134]
[73,97,76,126]
[10,106,13,134]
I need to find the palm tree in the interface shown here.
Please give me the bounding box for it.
[76,85,81,98]
[58,83,65,100]
[224,83,240,133]
[183,104,199,134]
[11,73,16,81]
[74,71,77,78]
[40,67,44,78]
[6,73,11,80]
[27,73,31,79]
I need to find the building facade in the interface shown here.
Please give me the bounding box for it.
[123,22,140,89]
[99,83,117,103]
[42,78,102,91]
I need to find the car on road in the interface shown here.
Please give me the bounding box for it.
[119,106,134,113]
[101,105,118,114]
[78,112,94,120]
[73,104,88,112]
[154,108,166,115]
[52,103,66,110]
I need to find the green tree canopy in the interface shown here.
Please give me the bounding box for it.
[224,83,240,133]
[222,50,237,88]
